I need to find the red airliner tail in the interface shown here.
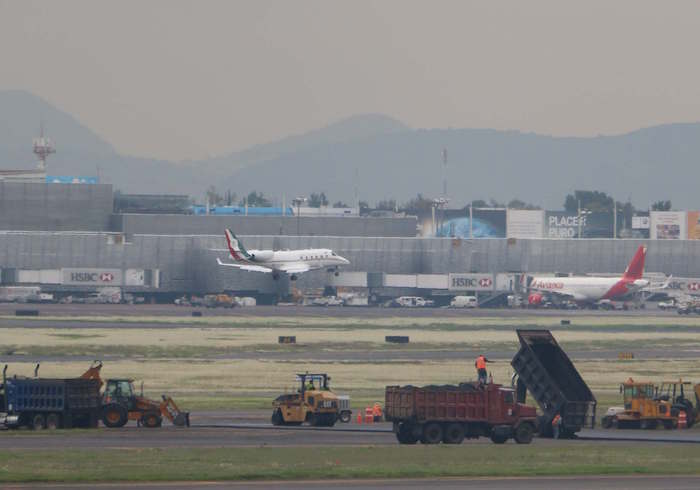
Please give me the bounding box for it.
[623,245,646,280]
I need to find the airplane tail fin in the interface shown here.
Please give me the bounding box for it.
[623,245,646,280]
[224,229,251,261]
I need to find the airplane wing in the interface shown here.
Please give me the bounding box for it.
[216,258,273,273]
[277,263,311,274]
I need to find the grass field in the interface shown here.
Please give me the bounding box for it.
[1,444,700,482]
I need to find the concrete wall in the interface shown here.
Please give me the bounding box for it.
[114,214,418,238]
[2,232,700,294]
[0,182,113,231]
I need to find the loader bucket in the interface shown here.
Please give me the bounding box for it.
[173,412,190,427]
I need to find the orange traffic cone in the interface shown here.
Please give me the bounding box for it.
[357,413,362,424]
[365,407,374,424]
[679,410,688,429]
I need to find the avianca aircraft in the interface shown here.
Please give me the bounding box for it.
[529,245,649,304]
[217,229,350,280]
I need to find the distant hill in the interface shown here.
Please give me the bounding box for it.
[1,90,699,209]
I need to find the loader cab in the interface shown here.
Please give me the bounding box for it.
[103,379,137,410]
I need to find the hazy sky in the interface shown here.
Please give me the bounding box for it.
[2,0,700,160]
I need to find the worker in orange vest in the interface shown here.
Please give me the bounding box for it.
[475,354,491,384]
[552,413,562,439]
[372,403,383,422]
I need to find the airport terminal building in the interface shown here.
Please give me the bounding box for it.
[2,181,700,303]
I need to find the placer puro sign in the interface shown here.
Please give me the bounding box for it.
[448,273,495,291]
[62,268,123,285]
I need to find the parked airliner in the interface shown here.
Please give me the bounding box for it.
[528,245,649,304]
[216,229,349,280]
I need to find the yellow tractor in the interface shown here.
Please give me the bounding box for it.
[271,373,343,427]
[601,378,676,429]
[81,361,190,428]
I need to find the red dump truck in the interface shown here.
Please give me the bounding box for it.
[384,382,538,444]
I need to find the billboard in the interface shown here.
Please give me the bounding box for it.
[650,212,686,240]
[506,210,544,238]
[688,212,700,240]
[47,176,99,184]
[62,268,123,286]
[545,211,613,238]
[448,273,495,291]
[664,277,700,295]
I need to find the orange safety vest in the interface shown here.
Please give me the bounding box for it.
[476,356,487,370]
[373,404,382,417]
[552,414,561,426]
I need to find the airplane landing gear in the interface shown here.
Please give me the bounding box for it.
[290,274,298,281]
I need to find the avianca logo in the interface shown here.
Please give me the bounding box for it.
[534,281,564,290]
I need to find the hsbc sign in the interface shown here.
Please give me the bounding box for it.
[62,268,123,286]
[448,273,495,291]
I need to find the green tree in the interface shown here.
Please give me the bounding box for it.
[507,198,541,210]
[240,191,271,207]
[376,199,397,211]
[309,192,329,208]
[206,185,224,206]
[400,194,433,213]
[332,200,349,208]
[564,190,614,213]
[651,200,672,211]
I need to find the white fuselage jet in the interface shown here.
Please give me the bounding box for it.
[217,229,350,280]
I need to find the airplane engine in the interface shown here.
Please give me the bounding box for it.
[528,293,543,306]
[250,250,273,261]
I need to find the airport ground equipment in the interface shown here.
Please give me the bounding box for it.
[0,364,101,429]
[601,379,677,429]
[271,373,346,427]
[384,382,537,444]
[511,329,597,437]
[80,361,190,428]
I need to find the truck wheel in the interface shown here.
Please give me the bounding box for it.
[514,423,534,444]
[442,423,465,444]
[490,433,508,444]
[271,409,284,426]
[102,403,128,428]
[339,411,351,423]
[46,413,61,430]
[141,411,162,428]
[396,423,418,444]
[32,414,45,430]
[421,423,443,444]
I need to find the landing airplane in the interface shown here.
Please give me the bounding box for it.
[528,245,649,305]
[216,229,350,281]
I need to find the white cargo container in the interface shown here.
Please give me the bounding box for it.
[384,274,417,288]
[416,274,448,289]
[329,272,368,288]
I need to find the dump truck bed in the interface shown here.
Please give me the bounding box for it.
[511,329,596,433]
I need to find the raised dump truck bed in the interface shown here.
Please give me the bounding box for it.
[384,382,538,444]
[511,329,596,436]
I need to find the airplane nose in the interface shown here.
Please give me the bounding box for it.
[340,256,350,265]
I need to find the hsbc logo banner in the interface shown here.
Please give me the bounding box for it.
[62,268,123,286]
[449,273,495,291]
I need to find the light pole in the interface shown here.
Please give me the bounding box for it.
[432,197,449,236]
[292,196,307,236]
[577,200,592,239]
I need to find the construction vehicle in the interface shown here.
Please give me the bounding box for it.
[511,329,597,438]
[601,378,677,429]
[0,364,101,429]
[80,361,190,428]
[384,382,538,444]
[271,373,349,427]
[203,294,234,308]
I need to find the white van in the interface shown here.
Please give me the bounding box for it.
[450,295,478,308]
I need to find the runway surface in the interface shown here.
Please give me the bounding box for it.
[0,303,680,320]
[3,411,700,449]
[6,475,700,490]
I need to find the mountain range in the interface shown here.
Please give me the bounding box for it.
[1,89,697,210]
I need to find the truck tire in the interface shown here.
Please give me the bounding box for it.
[421,423,443,444]
[514,423,534,444]
[339,411,351,423]
[46,413,61,430]
[490,432,508,444]
[271,409,284,426]
[442,423,465,444]
[396,423,418,444]
[141,411,162,428]
[32,413,45,430]
[102,403,128,428]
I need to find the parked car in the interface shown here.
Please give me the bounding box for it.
[393,296,434,308]
[450,295,478,308]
